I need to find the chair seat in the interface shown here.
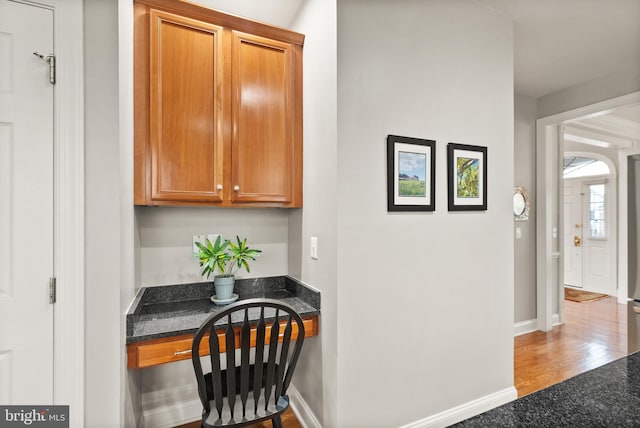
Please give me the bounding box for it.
[203,392,289,428]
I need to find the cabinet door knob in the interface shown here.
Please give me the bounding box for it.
[216,184,223,190]
[233,185,240,192]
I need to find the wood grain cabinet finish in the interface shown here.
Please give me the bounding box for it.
[134,0,303,207]
[150,10,224,203]
[127,316,318,369]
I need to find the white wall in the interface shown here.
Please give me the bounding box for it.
[289,0,338,426]
[337,1,515,426]
[135,207,291,426]
[119,0,139,425]
[84,0,121,426]
[514,94,538,323]
[136,207,289,286]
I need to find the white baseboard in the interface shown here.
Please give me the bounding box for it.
[514,314,561,336]
[398,387,517,428]
[514,319,538,336]
[289,384,322,428]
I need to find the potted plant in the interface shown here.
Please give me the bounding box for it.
[194,235,262,302]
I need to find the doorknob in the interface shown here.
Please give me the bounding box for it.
[574,236,582,247]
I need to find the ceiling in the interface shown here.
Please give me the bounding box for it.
[564,102,640,149]
[478,0,640,99]
[192,0,303,28]
[206,0,640,149]
[200,0,640,102]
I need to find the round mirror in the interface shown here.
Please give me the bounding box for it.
[513,186,529,221]
[513,193,526,216]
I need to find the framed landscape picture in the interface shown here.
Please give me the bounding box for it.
[387,135,436,212]
[447,143,487,211]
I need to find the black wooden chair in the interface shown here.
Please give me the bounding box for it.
[191,298,306,428]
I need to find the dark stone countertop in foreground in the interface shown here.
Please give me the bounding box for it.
[453,351,640,427]
[126,275,320,344]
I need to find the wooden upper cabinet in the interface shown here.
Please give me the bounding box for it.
[231,32,297,204]
[134,0,303,207]
[150,10,224,202]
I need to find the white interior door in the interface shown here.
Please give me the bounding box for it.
[0,0,54,404]
[564,178,583,288]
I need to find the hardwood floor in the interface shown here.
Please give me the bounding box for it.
[515,294,627,397]
[175,407,302,428]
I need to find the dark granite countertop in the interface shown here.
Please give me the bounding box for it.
[453,351,640,427]
[126,275,320,344]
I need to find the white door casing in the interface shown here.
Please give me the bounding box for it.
[564,178,583,288]
[0,2,85,422]
[0,0,54,404]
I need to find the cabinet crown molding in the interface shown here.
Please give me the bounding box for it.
[134,0,305,46]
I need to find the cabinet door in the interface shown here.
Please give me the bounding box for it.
[149,10,225,202]
[230,31,301,204]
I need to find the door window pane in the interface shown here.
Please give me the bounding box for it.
[588,183,606,239]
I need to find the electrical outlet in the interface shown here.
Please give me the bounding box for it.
[193,234,220,254]
[192,235,206,254]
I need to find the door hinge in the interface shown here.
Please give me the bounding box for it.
[33,52,56,85]
[49,277,56,304]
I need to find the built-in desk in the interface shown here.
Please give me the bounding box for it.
[126,276,320,369]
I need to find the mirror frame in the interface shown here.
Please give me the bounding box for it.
[513,186,530,222]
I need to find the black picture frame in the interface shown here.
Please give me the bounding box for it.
[387,135,436,212]
[447,143,487,211]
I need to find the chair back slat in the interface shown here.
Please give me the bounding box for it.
[191,298,307,427]
[192,328,210,413]
[263,308,280,408]
[208,325,224,417]
[252,307,266,412]
[282,314,305,393]
[224,314,236,415]
[239,309,251,416]
[275,315,293,400]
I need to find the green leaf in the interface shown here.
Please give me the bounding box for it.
[193,235,261,278]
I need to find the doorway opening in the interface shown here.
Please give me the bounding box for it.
[515,96,639,397]
[536,92,640,332]
[562,152,617,297]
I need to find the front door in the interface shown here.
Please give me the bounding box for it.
[0,0,55,404]
[582,181,616,294]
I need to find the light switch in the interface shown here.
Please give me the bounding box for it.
[552,227,558,238]
[515,227,522,239]
[310,236,318,260]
